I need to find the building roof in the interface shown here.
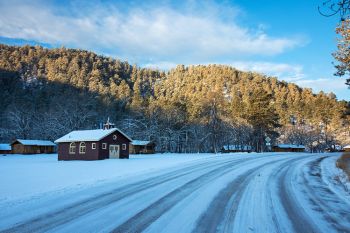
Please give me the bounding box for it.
[275,144,305,149]
[223,145,252,151]
[0,143,11,150]
[12,139,56,146]
[344,145,350,149]
[131,140,153,146]
[55,128,132,143]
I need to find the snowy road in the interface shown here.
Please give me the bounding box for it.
[0,153,349,233]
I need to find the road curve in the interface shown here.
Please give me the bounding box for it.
[0,153,349,233]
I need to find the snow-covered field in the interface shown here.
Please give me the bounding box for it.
[0,153,218,202]
[0,153,349,233]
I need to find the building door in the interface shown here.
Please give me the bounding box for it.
[109,145,120,159]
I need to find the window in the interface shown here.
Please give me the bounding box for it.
[79,142,86,154]
[122,144,127,150]
[69,142,76,154]
[92,143,96,149]
[102,143,107,149]
[113,134,117,140]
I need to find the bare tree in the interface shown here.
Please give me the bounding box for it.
[3,106,34,140]
[319,0,350,20]
[319,1,350,87]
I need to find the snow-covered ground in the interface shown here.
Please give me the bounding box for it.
[0,153,220,202]
[0,152,349,233]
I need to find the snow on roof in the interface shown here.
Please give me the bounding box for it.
[13,140,56,146]
[55,128,132,143]
[0,143,11,150]
[131,140,152,146]
[344,145,350,149]
[223,145,252,151]
[276,144,305,149]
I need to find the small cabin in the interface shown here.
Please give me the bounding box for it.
[130,140,156,154]
[221,145,252,153]
[11,139,56,154]
[272,144,305,152]
[0,144,11,154]
[55,127,132,160]
[344,145,350,152]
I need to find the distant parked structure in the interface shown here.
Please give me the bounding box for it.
[221,145,252,153]
[130,140,156,154]
[344,145,350,152]
[0,144,11,154]
[272,144,305,152]
[55,126,132,160]
[325,145,343,152]
[11,139,56,154]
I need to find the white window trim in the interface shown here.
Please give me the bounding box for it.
[92,143,96,149]
[79,142,86,154]
[102,143,107,149]
[69,142,76,154]
[122,144,127,150]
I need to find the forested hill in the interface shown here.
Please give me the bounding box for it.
[0,44,349,152]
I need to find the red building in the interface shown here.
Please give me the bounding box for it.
[55,128,132,160]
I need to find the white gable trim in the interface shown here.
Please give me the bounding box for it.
[55,128,132,143]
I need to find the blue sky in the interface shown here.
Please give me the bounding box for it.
[0,0,349,100]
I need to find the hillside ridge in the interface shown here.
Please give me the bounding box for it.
[0,44,348,152]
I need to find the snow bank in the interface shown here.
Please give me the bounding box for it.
[321,155,350,202]
[0,153,220,202]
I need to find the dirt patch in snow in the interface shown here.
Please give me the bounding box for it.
[336,152,350,178]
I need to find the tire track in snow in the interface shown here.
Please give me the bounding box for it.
[193,156,305,233]
[0,157,231,233]
[220,157,306,233]
[1,156,255,233]
[112,156,283,233]
[3,154,346,233]
[264,157,301,233]
[278,156,325,233]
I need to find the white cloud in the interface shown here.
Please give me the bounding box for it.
[295,77,349,99]
[229,61,305,81]
[0,1,303,63]
[1,1,345,100]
